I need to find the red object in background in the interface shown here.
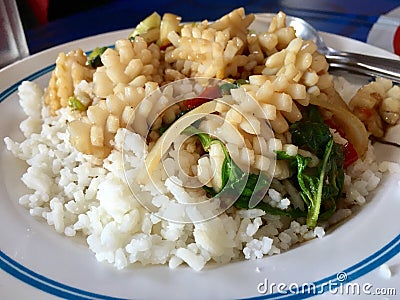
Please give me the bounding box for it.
[394,26,400,56]
[27,0,49,25]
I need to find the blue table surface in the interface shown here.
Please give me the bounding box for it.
[25,0,400,55]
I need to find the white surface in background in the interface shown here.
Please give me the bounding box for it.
[367,6,400,55]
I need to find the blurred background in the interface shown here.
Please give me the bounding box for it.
[11,0,400,55]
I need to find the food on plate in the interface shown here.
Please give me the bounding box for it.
[349,78,400,137]
[4,8,400,271]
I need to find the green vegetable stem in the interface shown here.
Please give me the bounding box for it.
[87,46,108,68]
[183,126,272,213]
[68,96,87,111]
[276,105,345,228]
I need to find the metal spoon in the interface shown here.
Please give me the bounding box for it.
[257,13,400,83]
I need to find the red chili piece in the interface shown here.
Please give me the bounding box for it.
[324,119,358,168]
[182,86,221,110]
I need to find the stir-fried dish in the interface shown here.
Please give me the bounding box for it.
[4,8,400,270]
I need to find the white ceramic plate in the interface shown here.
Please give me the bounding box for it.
[1,14,400,300]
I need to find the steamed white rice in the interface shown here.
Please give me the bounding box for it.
[4,80,398,271]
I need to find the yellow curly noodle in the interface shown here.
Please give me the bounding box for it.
[44,49,94,115]
[44,8,366,159]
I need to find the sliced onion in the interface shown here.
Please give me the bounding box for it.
[310,96,369,159]
[321,86,350,111]
[138,100,217,184]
